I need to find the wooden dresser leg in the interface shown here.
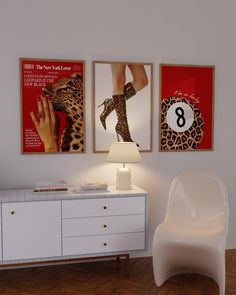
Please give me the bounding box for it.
[125,254,130,275]
[116,256,120,270]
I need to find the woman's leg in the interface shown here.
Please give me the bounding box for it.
[111,63,126,95]
[110,63,134,142]
[98,63,126,130]
[127,64,148,92]
[97,64,145,136]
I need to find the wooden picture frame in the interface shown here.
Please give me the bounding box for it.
[159,64,214,151]
[93,61,153,153]
[20,58,85,153]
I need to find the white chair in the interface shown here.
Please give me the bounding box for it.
[153,170,229,295]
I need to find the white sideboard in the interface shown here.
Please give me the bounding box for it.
[0,186,147,269]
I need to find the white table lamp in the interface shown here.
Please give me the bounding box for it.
[107,142,141,190]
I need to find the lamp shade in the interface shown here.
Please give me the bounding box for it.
[107,142,141,163]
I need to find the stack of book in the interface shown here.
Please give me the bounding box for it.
[73,183,108,193]
[33,180,68,193]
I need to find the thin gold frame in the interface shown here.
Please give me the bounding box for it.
[159,63,215,152]
[93,61,153,153]
[20,58,86,154]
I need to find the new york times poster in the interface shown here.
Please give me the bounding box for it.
[21,58,85,153]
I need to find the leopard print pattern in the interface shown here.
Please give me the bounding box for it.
[98,82,136,130]
[160,96,204,151]
[42,74,84,152]
[113,94,133,142]
[124,82,136,99]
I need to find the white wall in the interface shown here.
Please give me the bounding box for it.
[1,0,236,253]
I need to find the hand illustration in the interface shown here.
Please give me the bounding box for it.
[30,96,59,152]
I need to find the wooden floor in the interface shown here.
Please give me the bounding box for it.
[0,249,235,295]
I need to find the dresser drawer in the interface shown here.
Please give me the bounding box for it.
[62,197,145,218]
[63,232,145,256]
[62,214,145,237]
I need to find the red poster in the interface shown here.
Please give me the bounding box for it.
[159,64,214,151]
[21,58,85,153]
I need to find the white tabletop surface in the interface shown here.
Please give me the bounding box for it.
[0,185,147,203]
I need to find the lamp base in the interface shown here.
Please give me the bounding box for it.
[116,167,131,190]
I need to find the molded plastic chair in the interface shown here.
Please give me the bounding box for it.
[153,170,229,295]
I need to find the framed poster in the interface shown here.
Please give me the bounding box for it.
[93,61,153,152]
[20,58,85,153]
[159,64,214,151]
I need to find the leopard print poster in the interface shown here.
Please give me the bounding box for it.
[159,64,214,151]
[21,59,85,153]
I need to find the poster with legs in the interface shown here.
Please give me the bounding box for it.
[21,58,85,153]
[93,61,153,152]
[159,64,214,151]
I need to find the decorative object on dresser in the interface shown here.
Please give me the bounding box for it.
[73,182,108,193]
[107,142,141,190]
[0,186,147,273]
[33,180,68,193]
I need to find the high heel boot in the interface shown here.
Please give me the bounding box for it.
[97,82,136,130]
[113,94,135,143]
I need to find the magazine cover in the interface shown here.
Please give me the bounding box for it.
[21,58,85,153]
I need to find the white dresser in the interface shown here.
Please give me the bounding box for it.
[0,186,147,269]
